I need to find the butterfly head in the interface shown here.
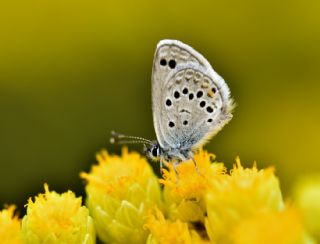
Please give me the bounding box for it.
[110,131,162,161]
[144,142,161,161]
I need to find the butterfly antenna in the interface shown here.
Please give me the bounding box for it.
[110,131,153,145]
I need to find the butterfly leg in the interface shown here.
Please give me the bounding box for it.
[192,158,202,176]
[173,161,181,184]
[160,159,164,174]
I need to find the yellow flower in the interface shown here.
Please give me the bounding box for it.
[80,148,162,244]
[0,205,22,244]
[21,184,95,244]
[232,207,315,244]
[293,175,320,241]
[144,207,210,244]
[205,157,284,244]
[160,148,225,223]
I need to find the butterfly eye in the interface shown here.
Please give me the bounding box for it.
[168,59,176,69]
[152,147,158,157]
[160,59,167,66]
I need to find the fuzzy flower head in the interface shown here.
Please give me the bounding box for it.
[0,205,22,244]
[144,207,210,244]
[205,157,284,244]
[80,148,162,244]
[160,148,226,223]
[232,206,314,244]
[21,184,95,244]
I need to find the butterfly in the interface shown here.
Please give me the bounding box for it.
[111,39,234,174]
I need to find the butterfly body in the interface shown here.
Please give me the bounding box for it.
[145,141,192,162]
[111,39,234,173]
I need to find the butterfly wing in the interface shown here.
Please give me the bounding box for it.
[151,40,234,150]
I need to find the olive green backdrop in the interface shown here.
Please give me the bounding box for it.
[1,0,320,212]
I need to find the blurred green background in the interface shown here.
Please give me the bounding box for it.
[1,0,320,212]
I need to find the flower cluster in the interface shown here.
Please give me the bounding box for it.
[0,147,319,243]
[80,147,318,243]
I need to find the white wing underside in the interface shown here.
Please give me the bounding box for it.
[151,40,234,151]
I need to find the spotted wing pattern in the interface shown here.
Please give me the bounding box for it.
[159,64,233,150]
[152,40,233,150]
